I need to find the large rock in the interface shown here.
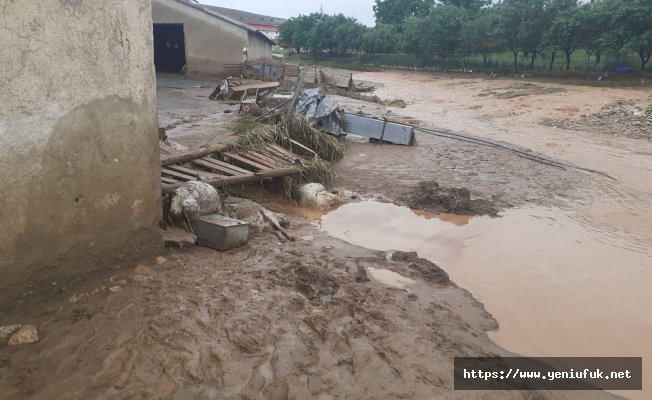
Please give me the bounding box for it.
[169,181,221,221]
[296,183,340,209]
[7,324,39,345]
[0,325,22,345]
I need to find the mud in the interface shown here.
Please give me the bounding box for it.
[400,181,499,216]
[0,226,558,400]
[3,69,650,399]
[390,251,450,285]
[478,83,566,99]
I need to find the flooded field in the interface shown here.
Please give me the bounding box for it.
[321,201,652,399]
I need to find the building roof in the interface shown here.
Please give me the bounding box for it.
[201,5,286,27]
[247,24,279,32]
[172,0,275,45]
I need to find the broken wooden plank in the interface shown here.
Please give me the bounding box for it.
[192,158,252,177]
[167,164,224,180]
[160,144,229,166]
[270,145,299,161]
[163,167,301,191]
[289,140,317,156]
[259,150,289,166]
[222,151,272,171]
[286,68,306,115]
[266,148,295,164]
[242,152,278,169]
[199,157,254,175]
[162,177,180,185]
[161,168,198,182]
[227,82,281,100]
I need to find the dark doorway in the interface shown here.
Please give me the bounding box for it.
[153,23,187,73]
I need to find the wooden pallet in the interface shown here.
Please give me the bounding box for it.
[160,144,302,191]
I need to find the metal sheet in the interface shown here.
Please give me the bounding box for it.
[343,114,415,145]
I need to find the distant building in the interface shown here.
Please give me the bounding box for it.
[202,5,286,42]
[152,0,274,75]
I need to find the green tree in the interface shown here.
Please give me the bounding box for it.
[373,0,435,25]
[422,5,468,60]
[281,13,324,54]
[609,0,652,70]
[278,18,299,53]
[578,0,612,69]
[363,24,401,53]
[333,17,368,53]
[498,0,545,71]
[544,7,583,70]
[462,7,502,63]
[440,0,490,13]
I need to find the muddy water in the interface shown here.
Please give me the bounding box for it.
[320,202,652,399]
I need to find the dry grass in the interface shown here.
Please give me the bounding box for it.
[226,114,343,202]
[233,114,259,135]
[272,116,348,162]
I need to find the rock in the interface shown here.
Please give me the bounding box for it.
[109,286,122,293]
[169,181,222,221]
[156,257,167,265]
[296,183,340,209]
[0,325,22,345]
[7,325,39,345]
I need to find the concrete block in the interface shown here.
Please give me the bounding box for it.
[190,215,250,251]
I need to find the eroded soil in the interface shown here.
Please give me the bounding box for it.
[0,225,553,400]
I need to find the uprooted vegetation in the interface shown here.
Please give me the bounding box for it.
[231,115,346,201]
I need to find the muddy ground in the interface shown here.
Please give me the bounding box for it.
[2,70,651,399]
[0,224,617,400]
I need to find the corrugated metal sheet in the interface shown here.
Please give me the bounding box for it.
[344,114,415,146]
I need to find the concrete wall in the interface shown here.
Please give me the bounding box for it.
[152,0,271,74]
[247,31,273,62]
[0,1,162,305]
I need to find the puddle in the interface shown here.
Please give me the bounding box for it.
[321,201,652,399]
[367,267,415,289]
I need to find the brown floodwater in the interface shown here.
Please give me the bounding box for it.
[320,201,652,400]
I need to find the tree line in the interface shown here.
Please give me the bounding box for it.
[278,0,652,71]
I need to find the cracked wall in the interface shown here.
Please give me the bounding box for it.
[0,0,162,304]
[151,0,272,75]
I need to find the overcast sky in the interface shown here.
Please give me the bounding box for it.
[200,0,377,26]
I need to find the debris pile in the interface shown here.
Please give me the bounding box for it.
[400,181,498,216]
[540,101,652,141]
[295,87,347,135]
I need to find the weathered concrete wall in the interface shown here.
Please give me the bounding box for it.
[247,31,273,63]
[0,1,162,304]
[152,0,271,74]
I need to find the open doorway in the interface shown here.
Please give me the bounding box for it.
[153,23,187,73]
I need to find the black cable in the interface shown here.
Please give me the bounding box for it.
[413,126,618,181]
